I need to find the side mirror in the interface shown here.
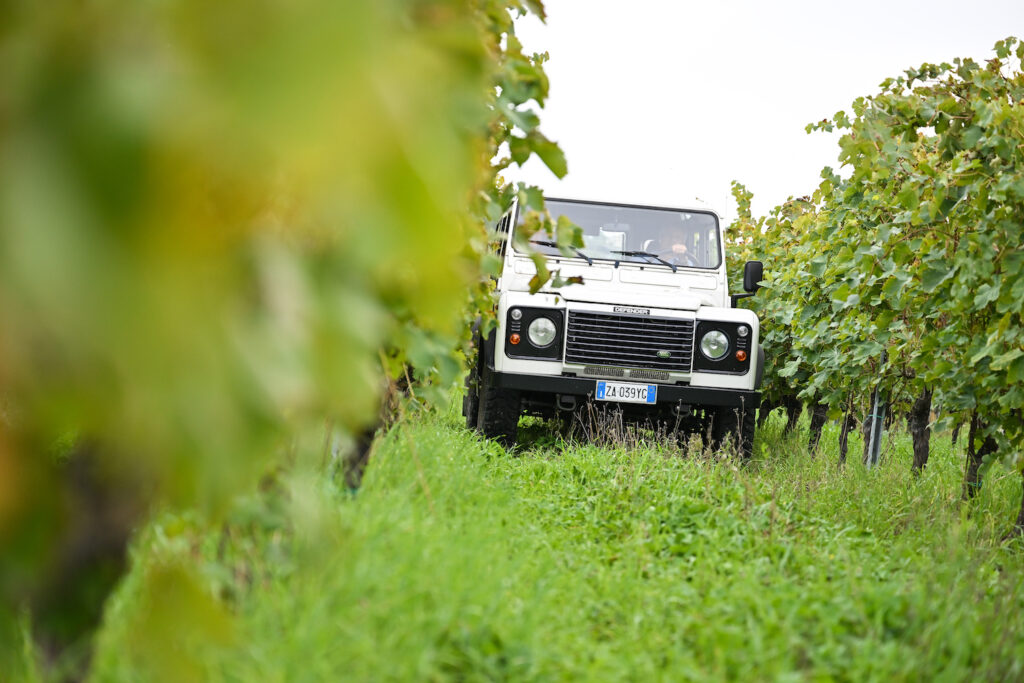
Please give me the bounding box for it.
[731,261,764,307]
[743,260,764,293]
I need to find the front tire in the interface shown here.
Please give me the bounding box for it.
[476,366,521,447]
[710,405,756,459]
[462,354,481,431]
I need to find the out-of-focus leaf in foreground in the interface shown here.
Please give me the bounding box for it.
[0,0,536,669]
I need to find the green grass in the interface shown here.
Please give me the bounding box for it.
[84,405,1024,681]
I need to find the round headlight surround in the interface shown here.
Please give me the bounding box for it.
[527,317,558,348]
[699,329,730,360]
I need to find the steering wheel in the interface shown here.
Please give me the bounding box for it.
[655,249,698,268]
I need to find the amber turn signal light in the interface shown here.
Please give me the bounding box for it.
[735,349,748,362]
[510,333,521,345]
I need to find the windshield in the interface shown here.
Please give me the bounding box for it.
[517,199,722,269]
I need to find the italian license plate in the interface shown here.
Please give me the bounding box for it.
[595,381,657,404]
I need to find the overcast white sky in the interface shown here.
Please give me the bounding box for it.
[513,1,1024,222]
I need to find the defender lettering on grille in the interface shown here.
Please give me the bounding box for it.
[613,306,650,315]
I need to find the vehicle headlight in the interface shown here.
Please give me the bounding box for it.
[699,329,729,360]
[528,317,557,347]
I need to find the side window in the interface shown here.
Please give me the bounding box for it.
[490,212,511,258]
[498,213,510,259]
[706,226,720,267]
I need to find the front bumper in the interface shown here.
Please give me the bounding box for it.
[493,371,760,409]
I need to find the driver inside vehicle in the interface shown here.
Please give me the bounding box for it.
[647,224,698,267]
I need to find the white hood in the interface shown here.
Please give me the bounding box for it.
[503,256,727,310]
[555,287,707,311]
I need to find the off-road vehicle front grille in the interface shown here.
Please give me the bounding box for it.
[565,311,694,372]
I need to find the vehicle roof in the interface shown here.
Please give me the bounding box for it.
[541,196,722,221]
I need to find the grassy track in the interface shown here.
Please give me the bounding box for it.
[87,405,1024,681]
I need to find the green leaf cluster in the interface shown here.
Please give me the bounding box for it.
[742,37,1024,454]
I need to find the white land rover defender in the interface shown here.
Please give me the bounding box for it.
[463,197,765,456]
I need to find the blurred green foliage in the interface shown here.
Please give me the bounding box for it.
[0,0,564,674]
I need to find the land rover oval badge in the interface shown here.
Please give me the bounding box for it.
[657,350,672,359]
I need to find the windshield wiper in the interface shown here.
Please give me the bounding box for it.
[611,250,677,273]
[529,239,594,266]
